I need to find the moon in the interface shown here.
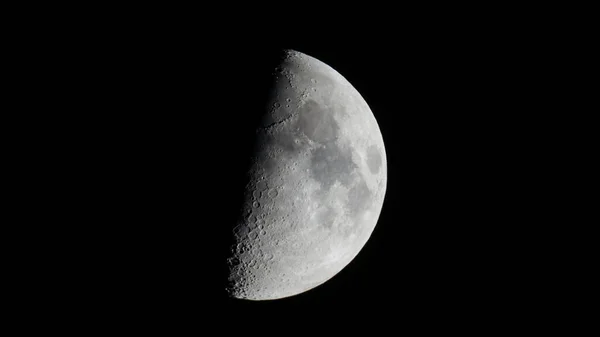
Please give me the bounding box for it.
[226,50,387,300]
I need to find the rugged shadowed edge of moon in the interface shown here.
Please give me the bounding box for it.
[226,50,387,300]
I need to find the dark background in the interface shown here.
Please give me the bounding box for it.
[105,38,540,325]
[209,41,540,323]
[22,11,571,331]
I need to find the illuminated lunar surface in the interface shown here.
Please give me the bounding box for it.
[226,50,387,300]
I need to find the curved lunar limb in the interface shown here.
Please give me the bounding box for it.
[226,50,387,300]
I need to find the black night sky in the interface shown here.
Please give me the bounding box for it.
[210,37,542,324]
[216,41,526,319]
[50,14,559,331]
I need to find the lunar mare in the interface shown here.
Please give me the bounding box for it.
[226,50,387,300]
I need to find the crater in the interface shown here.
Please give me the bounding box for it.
[256,180,268,193]
[233,225,250,239]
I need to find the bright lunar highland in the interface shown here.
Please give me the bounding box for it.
[226,50,387,300]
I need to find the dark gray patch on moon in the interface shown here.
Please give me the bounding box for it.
[310,143,356,191]
[272,130,301,154]
[366,145,382,174]
[315,206,337,230]
[346,179,372,219]
[263,99,343,160]
[251,150,279,180]
[298,100,339,143]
